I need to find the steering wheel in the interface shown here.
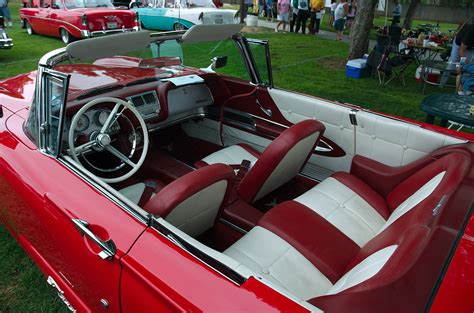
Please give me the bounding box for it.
[68,97,149,184]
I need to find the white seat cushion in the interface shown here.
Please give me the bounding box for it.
[201,145,258,167]
[224,226,333,300]
[294,177,386,247]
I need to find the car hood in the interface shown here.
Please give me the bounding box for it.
[0,72,37,112]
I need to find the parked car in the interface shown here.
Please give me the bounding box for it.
[0,16,13,49]
[131,0,237,30]
[20,0,140,44]
[0,26,473,312]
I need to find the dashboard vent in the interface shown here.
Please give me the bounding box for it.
[126,90,161,119]
[128,91,158,107]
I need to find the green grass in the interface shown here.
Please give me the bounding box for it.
[0,2,465,312]
[0,226,68,312]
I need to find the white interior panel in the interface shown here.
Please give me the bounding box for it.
[269,88,466,175]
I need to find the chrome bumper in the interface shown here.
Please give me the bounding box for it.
[80,26,140,38]
[0,38,13,49]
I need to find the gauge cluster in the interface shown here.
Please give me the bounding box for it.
[67,108,121,143]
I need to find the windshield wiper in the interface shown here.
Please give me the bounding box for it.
[77,84,123,100]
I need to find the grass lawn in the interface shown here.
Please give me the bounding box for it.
[0,2,466,311]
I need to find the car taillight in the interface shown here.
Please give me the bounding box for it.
[81,14,87,27]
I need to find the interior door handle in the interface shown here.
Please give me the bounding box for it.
[72,219,116,260]
[256,99,272,118]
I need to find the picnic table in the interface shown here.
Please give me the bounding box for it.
[421,93,474,130]
[401,40,447,64]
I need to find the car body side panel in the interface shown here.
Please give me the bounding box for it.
[120,227,310,312]
[0,112,146,311]
[430,214,474,313]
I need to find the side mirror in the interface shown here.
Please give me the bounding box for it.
[210,56,227,70]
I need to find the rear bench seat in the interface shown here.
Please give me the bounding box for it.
[223,149,471,312]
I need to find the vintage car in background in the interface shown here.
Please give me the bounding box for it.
[131,0,236,30]
[0,25,473,312]
[20,0,140,44]
[0,16,13,49]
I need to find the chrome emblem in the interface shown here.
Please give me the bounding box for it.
[104,15,117,20]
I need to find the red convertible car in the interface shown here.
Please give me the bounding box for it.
[0,25,473,312]
[20,0,140,44]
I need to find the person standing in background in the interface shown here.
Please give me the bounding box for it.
[290,0,298,32]
[275,0,290,32]
[0,0,12,27]
[450,20,474,63]
[334,0,347,40]
[392,0,401,25]
[267,0,274,21]
[258,0,266,17]
[329,0,337,27]
[294,0,309,34]
[345,0,356,39]
[309,0,324,35]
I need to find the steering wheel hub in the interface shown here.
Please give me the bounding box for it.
[97,133,111,147]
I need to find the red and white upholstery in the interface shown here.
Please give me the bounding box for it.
[223,150,471,310]
[121,164,234,237]
[196,120,325,203]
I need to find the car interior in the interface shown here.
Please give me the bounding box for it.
[50,30,474,312]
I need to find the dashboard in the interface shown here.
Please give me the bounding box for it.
[66,81,215,149]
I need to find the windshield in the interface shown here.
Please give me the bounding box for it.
[148,0,216,8]
[53,38,249,94]
[64,0,114,9]
[181,0,216,8]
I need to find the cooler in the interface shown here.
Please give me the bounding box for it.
[346,58,371,79]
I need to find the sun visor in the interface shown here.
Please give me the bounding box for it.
[66,31,151,60]
[181,24,244,43]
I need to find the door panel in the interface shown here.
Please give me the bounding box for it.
[267,88,466,178]
[0,128,146,311]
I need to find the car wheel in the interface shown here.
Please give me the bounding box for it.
[25,20,35,35]
[60,28,74,45]
[173,23,185,31]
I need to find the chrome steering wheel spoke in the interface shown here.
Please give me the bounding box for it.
[104,145,137,168]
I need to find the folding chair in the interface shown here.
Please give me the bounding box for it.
[367,36,409,86]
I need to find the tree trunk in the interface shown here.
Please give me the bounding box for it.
[403,0,421,30]
[348,0,378,60]
[240,0,245,24]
